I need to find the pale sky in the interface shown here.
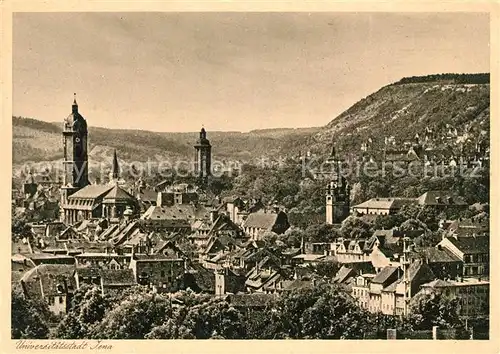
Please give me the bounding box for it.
[13,12,490,132]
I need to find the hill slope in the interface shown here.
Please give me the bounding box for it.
[12,117,319,166]
[13,73,490,169]
[304,76,490,159]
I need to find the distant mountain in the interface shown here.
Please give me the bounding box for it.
[13,73,490,171]
[12,116,319,166]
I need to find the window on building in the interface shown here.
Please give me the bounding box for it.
[59,297,64,304]
[161,270,165,277]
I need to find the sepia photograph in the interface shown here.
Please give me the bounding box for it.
[9,10,493,344]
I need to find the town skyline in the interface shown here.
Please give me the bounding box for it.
[13,12,489,132]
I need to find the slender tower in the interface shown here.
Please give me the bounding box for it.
[194,127,212,181]
[61,94,89,214]
[325,141,351,225]
[110,149,120,184]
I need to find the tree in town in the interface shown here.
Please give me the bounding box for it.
[93,290,172,339]
[269,283,372,339]
[409,292,464,330]
[11,289,50,339]
[340,216,373,239]
[54,285,111,339]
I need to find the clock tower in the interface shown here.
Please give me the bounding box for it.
[194,127,212,181]
[61,94,89,209]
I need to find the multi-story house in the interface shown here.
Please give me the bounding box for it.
[438,235,489,278]
[417,278,489,317]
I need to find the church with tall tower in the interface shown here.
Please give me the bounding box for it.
[194,127,212,180]
[59,95,138,224]
[61,94,89,204]
[325,141,351,225]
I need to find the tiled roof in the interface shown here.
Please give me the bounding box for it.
[141,204,209,222]
[75,266,102,277]
[371,266,399,285]
[382,279,400,292]
[242,212,278,230]
[100,269,136,286]
[133,253,184,261]
[333,266,355,284]
[184,262,215,292]
[280,279,314,291]
[353,198,416,210]
[447,235,489,254]
[68,185,114,200]
[26,253,75,261]
[417,191,467,206]
[414,247,461,263]
[137,189,157,203]
[103,185,136,201]
[378,242,403,258]
[21,264,76,297]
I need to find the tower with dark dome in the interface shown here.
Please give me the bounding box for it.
[61,94,89,200]
[194,127,212,180]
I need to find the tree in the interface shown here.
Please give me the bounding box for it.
[269,283,372,339]
[340,216,373,239]
[313,261,340,279]
[55,285,111,339]
[409,292,464,330]
[181,298,246,339]
[147,296,246,339]
[372,214,404,231]
[94,291,172,339]
[11,289,50,339]
[305,223,340,243]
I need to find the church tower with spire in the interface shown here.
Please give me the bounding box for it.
[61,94,89,209]
[110,149,120,184]
[194,127,212,181]
[325,141,351,225]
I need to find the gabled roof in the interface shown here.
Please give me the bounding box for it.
[141,204,209,223]
[414,247,461,263]
[382,279,400,293]
[242,212,279,230]
[417,191,467,206]
[103,184,135,201]
[447,235,489,254]
[21,264,76,297]
[333,266,356,284]
[371,266,400,285]
[353,198,416,210]
[68,185,114,200]
[100,269,136,286]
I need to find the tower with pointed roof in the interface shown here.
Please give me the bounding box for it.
[110,149,120,183]
[194,127,212,181]
[61,94,89,218]
[325,141,351,225]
